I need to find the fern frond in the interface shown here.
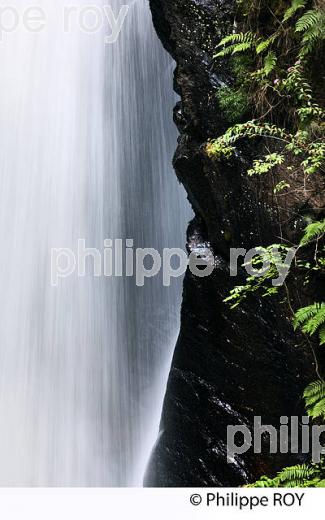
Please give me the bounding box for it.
[304,380,325,400]
[248,457,325,487]
[294,302,325,345]
[320,325,325,346]
[302,24,325,52]
[294,303,321,328]
[310,398,325,419]
[216,32,254,48]
[295,9,322,32]
[300,220,325,246]
[246,475,280,488]
[304,380,325,419]
[277,464,317,487]
[214,44,242,57]
[232,42,256,54]
[283,0,307,22]
[302,305,325,336]
[215,42,255,57]
[294,303,325,345]
[215,32,255,57]
[264,51,277,76]
[256,35,277,54]
[297,9,325,55]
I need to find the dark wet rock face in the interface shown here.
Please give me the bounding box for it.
[145,0,317,487]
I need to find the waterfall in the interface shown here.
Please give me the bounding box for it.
[0,0,191,486]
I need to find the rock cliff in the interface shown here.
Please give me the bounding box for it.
[145,0,319,487]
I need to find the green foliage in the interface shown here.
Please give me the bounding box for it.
[274,180,290,193]
[215,32,278,79]
[256,34,277,54]
[295,8,325,55]
[214,32,256,57]
[250,462,325,488]
[295,9,321,31]
[303,380,325,419]
[262,51,277,76]
[214,3,325,71]
[207,121,289,159]
[300,219,325,246]
[301,142,325,174]
[248,153,285,176]
[283,0,307,22]
[283,61,314,106]
[210,8,325,246]
[223,245,291,308]
[206,141,235,158]
[270,464,317,487]
[213,0,325,488]
[216,85,249,123]
[208,110,324,177]
[294,303,325,344]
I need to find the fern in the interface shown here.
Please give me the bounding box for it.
[294,303,322,328]
[304,380,325,419]
[249,463,324,488]
[256,34,277,54]
[231,42,256,55]
[216,32,254,48]
[215,43,251,57]
[263,51,277,76]
[300,220,325,246]
[247,475,278,488]
[303,306,325,336]
[283,0,307,22]
[320,325,325,346]
[296,8,325,55]
[215,0,325,490]
[294,303,325,344]
[302,25,325,54]
[277,464,317,487]
[296,9,322,33]
[214,32,255,57]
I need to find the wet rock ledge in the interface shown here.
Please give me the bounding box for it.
[145,0,317,487]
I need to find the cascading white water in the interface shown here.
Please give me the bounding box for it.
[0,0,190,485]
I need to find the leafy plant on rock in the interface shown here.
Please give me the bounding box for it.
[210,0,325,487]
